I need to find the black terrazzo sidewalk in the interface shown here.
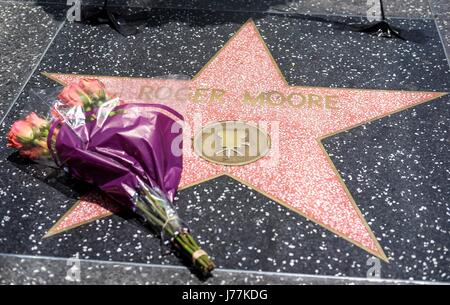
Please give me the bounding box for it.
[0,1,449,284]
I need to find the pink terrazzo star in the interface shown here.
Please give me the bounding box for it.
[44,20,446,260]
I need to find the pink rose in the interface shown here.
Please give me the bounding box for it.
[25,112,48,129]
[79,78,106,97]
[19,146,47,159]
[57,83,87,107]
[7,120,34,149]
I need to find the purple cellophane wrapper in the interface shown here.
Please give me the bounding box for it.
[48,103,184,208]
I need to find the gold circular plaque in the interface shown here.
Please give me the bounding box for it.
[193,121,271,166]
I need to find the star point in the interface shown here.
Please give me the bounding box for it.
[43,20,446,261]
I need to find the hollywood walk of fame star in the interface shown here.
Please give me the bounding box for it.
[42,19,446,261]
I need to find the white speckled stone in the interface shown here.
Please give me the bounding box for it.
[0,2,64,119]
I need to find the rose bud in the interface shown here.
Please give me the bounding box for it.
[79,78,106,99]
[25,112,49,130]
[19,146,48,159]
[58,83,91,107]
[7,120,35,149]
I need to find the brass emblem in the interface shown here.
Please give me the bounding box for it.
[193,121,271,166]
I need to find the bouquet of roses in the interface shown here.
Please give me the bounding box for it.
[7,78,215,275]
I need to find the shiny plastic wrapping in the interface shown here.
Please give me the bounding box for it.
[49,102,184,208]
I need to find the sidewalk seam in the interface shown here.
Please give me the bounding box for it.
[0,18,66,125]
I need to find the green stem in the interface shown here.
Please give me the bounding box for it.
[135,190,215,275]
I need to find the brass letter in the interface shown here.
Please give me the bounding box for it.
[325,95,339,110]
[308,94,323,109]
[175,87,191,101]
[242,91,266,106]
[210,89,226,104]
[191,88,210,104]
[155,86,172,100]
[266,91,285,107]
[287,93,307,108]
[138,86,154,100]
